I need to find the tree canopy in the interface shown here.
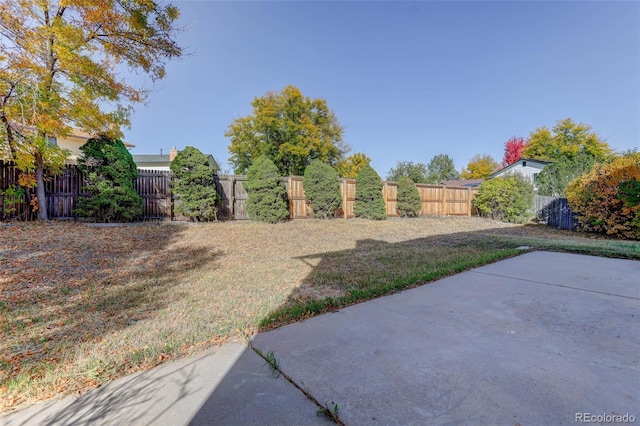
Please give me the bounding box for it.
[386,161,429,184]
[524,118,612,162]
[426,154,459,183]
[226,85,348,176]
[536,151,598,197]
[335,152,371,179]
[501,136,526,167]
[0,0,183,219]
[460,154,499,179]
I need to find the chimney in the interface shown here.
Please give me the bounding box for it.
[169,146,178,161]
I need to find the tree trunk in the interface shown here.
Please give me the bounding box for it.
[35,152,48,220]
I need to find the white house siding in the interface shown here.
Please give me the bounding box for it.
[491,160,551,191]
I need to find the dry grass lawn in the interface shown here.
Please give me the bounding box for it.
[1,217,638,413]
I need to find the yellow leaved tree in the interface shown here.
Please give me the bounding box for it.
[0,0,183,219]
[460,154,499,179]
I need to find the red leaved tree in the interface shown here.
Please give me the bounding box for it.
[501,136,527,167]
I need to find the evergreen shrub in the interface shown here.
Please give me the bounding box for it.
[75,136,142,222]
[245,156,289,223]
[354,165,387,220]
[170,146,219,221]
[303,159,341,219]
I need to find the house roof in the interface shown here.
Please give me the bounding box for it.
[490,158,553,178]
[440,179,485,188]
[132,153,220,173]
[64,129,135,148]
[132,154,171,163]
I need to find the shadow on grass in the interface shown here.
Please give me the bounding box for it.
[258,227,525,330]
[0,222,223,407]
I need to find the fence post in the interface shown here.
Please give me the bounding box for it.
[341,178,346,219]
[230,176,235,220]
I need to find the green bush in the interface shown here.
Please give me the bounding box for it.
[473,174,534,224]
[303,159,341,219]
[170,146,219,221]
[245,156,289,223]
[396,176,421,217]
[75,136,142,222]
[566,152,640,239]
[354,165,387,220]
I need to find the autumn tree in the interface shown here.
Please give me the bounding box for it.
[566,152,640,239]
[0,0,182,220]
[426,154,459,183]
[387,161,429,184]
[460,154,499,179]
[335,152,370,179]
[226,85,348,176]
[501,136,527,167]
[524,118,612,162]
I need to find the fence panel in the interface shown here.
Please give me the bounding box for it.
[383,182,399,217]
[213,175,248,220]
[214,175,233,220]
[340,179,356,218]
[534,195,576,230]
[45,165,82,219]
[416,185,443,215]
[0,160,30,220]
[445,187,474,216]
[232,176,248,220]
[287,176,312,219]
[134,170,171,220]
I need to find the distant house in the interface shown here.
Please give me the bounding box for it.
[2,128,135,162]
[132,147,178,171]
[132,147,220,173]
[440,179,484,188]
[490,158,552,191]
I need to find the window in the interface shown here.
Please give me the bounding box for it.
[533,173,539,182]
[47,136,57,146]
[522,161,527,167]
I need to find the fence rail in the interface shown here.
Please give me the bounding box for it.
[534,195,577,230]
[1,160,478,221]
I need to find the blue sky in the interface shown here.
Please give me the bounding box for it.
[123,1,639,176]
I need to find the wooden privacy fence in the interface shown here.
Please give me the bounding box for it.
[534,195,577,230]
[213,175,478,220]
[2,160,478,221]
[0,160,171,221]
